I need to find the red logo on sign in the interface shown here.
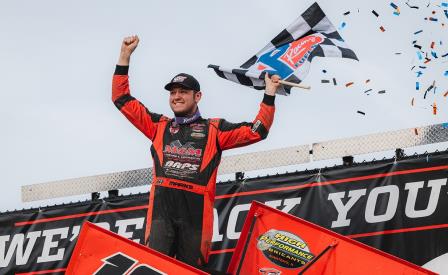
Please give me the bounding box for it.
[279,35,323,69]
[164,145,202,157]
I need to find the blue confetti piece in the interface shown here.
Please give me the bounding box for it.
[445,10,448,19]
[416,82,420,90]
[339,22,346,30]
[417,51,423,60]
[416,71,423,77]
[444,71,448,76]
[390,2,398,9]
[431,51,438,58]
[442,2,448,7]
[393,11,400,16]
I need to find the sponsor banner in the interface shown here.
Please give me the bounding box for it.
[0,194,148,274]
[0,153,447,273]
[66,222,207,275]
[227,201,436,274]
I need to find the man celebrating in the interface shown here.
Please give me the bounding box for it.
[112,35,280,268]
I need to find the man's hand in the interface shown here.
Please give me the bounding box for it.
[118,35,140,66]
[264,73,281,96]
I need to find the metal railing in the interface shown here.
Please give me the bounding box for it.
[21,122,448,202]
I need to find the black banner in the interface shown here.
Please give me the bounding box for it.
[1,152,447,274]
[0,195,148,274]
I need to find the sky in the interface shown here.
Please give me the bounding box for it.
[1,0,447,212]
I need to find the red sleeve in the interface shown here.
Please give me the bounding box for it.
[216,94,275,150]
[112,65,168,141]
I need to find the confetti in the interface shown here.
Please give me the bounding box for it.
[378,90,386,94]
[414,44,422,49]
[432,102,437,115]
[339,22,347,29]
[395,52,402,55]
[364,88,373,93]
[416,81,420,90]
[414,30,423,34]
[392,3,401,16]
[442,2,448,7]
[333,78,337,85]
[321,79,330,83]
[365,79,371,83]
[424,81,435,99]
[442,52,448,57]
[430,41,435,48]
[417,51,423,60]
[322,69,327,73]
[428,17,439,21]
[444,71,448,76]
[372,10,380,17]
[416,71,423,77]
[405,1,419,9]
[431,51,438,58]
[443,91,448,97]
[411,97,415,105]
[357,111,366,115]
[414,128,418,135]
[343,11,351,15]
[345,82,354,87]
[380,26,386,32]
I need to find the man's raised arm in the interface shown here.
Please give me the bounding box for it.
[112,35,168,141]
[214,74,281,150]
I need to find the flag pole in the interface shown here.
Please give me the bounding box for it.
[278,79,311,90]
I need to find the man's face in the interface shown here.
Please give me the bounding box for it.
[169,86,202,116]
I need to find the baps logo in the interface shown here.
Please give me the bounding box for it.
[256,35,323,79]
[94,252,166,275]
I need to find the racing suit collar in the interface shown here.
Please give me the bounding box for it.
[174,108,201,124]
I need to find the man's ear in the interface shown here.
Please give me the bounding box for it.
[194,91,202,103]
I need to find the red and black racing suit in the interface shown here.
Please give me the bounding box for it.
[112,65,275,267]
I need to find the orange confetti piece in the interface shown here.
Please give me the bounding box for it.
[431,41,435,48]
[433,102,437,115]
[345,82,354,87]
[380,26,386,32]
[443,91,448,97]
[365,79,371,83]
[424,59,432,64]
[414,128,418,135]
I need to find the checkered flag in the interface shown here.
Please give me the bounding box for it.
[208,2,358,95]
